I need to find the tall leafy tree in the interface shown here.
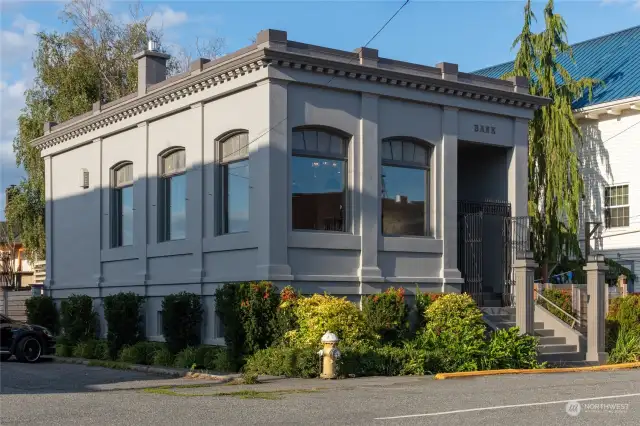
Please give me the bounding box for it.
[6,0,222,261]
[504,0,599,277]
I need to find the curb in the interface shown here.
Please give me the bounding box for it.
[52,356,236,381]
[433,362,640,380]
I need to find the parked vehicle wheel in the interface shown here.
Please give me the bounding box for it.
[15,337,42,363]
[0,354,11,362]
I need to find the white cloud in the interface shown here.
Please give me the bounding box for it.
[147,6,188,31]
[0,14,39,67]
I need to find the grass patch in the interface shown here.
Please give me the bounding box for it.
[142,386,320,399]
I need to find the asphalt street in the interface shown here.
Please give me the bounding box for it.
[1,360,640,425]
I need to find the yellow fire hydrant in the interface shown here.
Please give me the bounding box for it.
[318,331,341,379]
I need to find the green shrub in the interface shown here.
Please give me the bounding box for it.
[92,339,111,361]
[286,294,376,348]
[60,294,97,343]
[194,345,225,369]
[538,288,575,325]
[161,292,203,354]
[152,346,175,367]
[612,294,640,332]
[338,343,442,377]
[104,292,145,359]
[25,296,58,334]
[204,349,235,372]
[215,282,280,370]
[244,346,320,378]
[272,286,299,344]
[362,287,409,344]
[419,293,487,372]
[174,346,198,369]
[72,339,103,359]
[118,342,161,365]
[608,327,640,364]
[481,327,541,370]
[55,343,73,357]
[413,290,442,330]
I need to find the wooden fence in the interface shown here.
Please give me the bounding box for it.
[0,288,31,321]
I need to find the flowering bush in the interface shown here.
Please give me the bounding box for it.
[285,294,376,347]
[414,290,443,329]
[362,287,409,343]
[538,288,575,325]
[272,286,300,344]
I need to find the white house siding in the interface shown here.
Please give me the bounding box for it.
[579,108,640,283]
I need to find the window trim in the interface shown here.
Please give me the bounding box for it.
[381,137,434,238]
[110,162,134,248]
[158,147,187,242]
[291,126,351,233]
[604,183,630,229]
[217,130,250,235]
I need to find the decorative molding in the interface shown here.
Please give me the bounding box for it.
[32,45,548,152]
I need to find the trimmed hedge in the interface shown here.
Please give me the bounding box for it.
[161,292,203,354]
[25,296,58,334]
[60,294,97,343]
[362,287,409,343]
[104,292,145,359]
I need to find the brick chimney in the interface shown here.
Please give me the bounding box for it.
[133,39,170,96]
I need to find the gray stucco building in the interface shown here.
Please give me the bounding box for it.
[32,29,548,344]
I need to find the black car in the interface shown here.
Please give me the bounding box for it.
[0,314,56,362]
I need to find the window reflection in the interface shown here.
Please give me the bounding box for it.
[168,173,186,240]
[224,160,249,233]
[292,156,346,231]
[120,186,134,246]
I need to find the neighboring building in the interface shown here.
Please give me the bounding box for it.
[31,29,547,342]
[0,221,35,289]
[476,25,640,289]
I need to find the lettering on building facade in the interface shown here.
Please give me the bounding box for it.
[474,124,496,134]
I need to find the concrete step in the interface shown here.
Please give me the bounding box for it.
[485,314,516,323]
[492,321,545,329]
[537,336,567,345]
[482,299,503,307]
[538,344,577,354]
[480,307,515,316]
[535,329,556,337]
[538,352,586,363]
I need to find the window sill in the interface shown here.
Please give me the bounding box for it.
[379,236,443,253]
[289,231,360,250]
[203,233,257,252]
[147,239,192,258]
[101,246,138,262]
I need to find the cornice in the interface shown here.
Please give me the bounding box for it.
[33,46,549,152]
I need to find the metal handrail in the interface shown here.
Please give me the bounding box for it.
[533,288,579,329]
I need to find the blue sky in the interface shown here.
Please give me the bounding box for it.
[1,0,640,218]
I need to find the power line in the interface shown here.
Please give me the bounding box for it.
[598,118,640,145]
[219,0,411,163]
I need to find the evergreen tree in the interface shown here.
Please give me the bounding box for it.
[504,0,599,277]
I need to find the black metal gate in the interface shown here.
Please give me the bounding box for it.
[460,212,483,306]
[457,201,529,307]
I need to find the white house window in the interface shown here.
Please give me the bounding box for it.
[605,184,629,228]
[219,131,249,234]
[111,163,134,247]
[381,137,433,236]
[159,148,186,241]
[291,127,349,232]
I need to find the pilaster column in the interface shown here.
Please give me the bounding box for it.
[134,123,149,286]
[358,93,382,282]
[584,254,609,364]
[441,106,462,289]
[508,118,529,218]
[514,252,536,335]
[44,155,54,294]
[187,103,204,284]
[253,79,292,281]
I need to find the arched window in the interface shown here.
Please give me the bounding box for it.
[111,162,133,247]
[291,127,349,232]
[381,138,433,236]
[159,148,186,241]
[218,131,249,234]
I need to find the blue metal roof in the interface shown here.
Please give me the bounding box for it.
[473,26,640,109]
